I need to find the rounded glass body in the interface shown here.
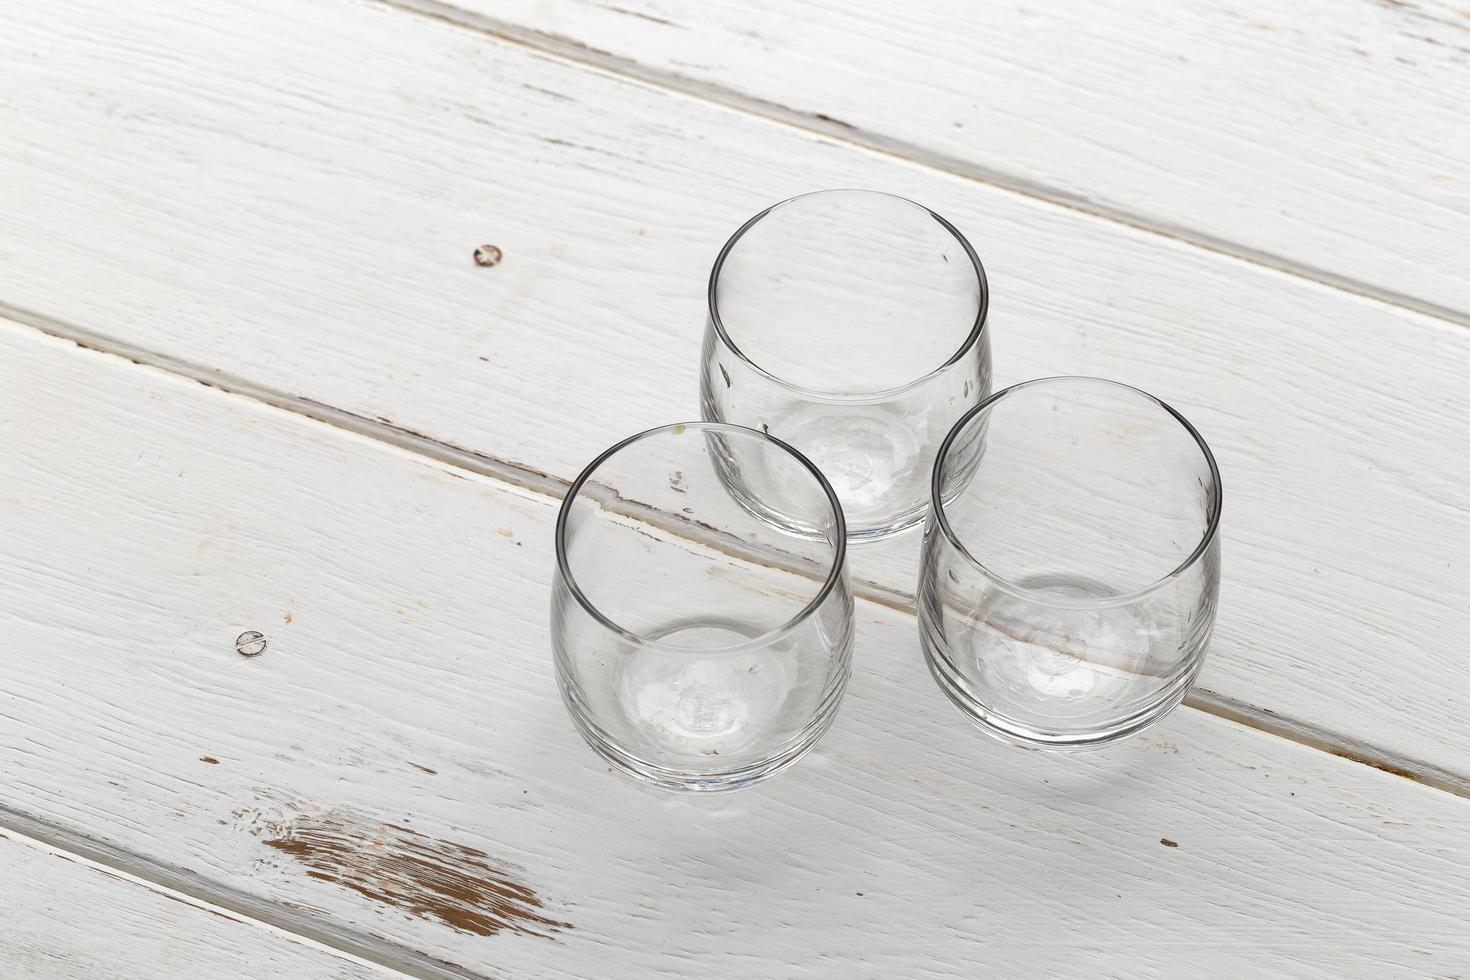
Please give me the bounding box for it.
[553,423,854,791]
[918,378,1222,749]
[701,189,991,541]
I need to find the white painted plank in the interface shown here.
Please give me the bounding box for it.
[1,0,1468,781]
[0,827,388,980]
[3,322,1470,977]
[435,0,1470,319]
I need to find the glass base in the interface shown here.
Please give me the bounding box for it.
[710,428,928,544]
[778,401,919,498]
[845,505,928,544]
[556,641,848,793]
[572,715,835,792]
[920,618,1205,751]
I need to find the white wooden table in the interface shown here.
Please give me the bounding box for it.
[2,1,1468,976]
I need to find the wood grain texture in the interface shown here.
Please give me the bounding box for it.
[1,0,1467,780]
[3,322,1470,977]
[0,827,388,979]
[423,0,1470,320]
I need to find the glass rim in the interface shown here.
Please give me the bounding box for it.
[555,421,849,654]
[930,376,1223,608]
[707,188,991,402]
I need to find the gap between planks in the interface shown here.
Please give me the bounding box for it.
[7,297,1469,806]
[0,804,472,980]
[372,0,1470,334]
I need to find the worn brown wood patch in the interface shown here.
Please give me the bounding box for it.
[259,809,571,938]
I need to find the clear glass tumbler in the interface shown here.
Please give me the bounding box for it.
[553,422,854,791]
[701,189,991,541]
[918,378,1222,749]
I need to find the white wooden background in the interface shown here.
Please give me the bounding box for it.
[1,0,1467,976]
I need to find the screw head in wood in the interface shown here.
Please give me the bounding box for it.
[235,630,268,657]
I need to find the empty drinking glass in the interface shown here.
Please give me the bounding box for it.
[918,378,1222,749]
[553,422,854,791]
[701,189,990,541]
